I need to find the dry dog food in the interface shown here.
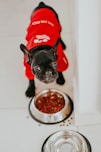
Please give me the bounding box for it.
[35,92,65,114]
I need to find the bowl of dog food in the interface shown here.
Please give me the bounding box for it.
[29,89,73,124]
[41,130,91,152]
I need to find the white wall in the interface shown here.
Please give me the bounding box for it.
[76,0,101,113]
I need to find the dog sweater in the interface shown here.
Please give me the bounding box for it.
[24,8,69,80]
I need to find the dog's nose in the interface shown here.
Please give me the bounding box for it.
[45,71,52,77]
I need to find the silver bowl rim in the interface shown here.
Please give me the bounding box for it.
[41,130,92,152]
[28,89,74,124]
[32,88,69,115]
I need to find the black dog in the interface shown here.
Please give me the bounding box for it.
[20,2,69,97]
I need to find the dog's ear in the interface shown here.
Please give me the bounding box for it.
[50,39,60,58]
[20,44,29,54]
[20,44,30,63]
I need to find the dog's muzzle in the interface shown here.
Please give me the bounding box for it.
[43,71,58,83]
[36,71,58,83]
[45,71,52,77]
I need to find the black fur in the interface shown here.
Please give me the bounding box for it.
[56,72,65,85]
[25,80,35,97]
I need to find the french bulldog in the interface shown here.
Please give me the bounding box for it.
[20,2,69,97]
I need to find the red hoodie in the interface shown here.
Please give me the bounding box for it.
[24,8,69,80]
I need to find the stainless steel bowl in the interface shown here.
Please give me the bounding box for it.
[42,130,91,152]
[29,89,73,124]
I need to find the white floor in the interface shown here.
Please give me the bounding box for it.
[0,108,101,152]
[0,0,101,152]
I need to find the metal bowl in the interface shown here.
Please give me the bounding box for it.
[41,130,91,152]
[29,89,73,124]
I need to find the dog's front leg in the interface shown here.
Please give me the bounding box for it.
[25,80,36,97]
[56,72,65,85]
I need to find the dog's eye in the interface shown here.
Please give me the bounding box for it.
[34,66,41,72]
[51,62,57,69]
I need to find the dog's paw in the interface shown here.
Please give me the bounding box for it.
[25,80,35,97]
[56,77,65,85]
[56,72,65,85]
[25,86,35,97]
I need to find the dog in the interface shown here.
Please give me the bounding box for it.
[20,2,69,97]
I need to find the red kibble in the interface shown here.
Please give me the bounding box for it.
[35,92,65,114]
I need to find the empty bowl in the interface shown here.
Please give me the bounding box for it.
[41,130,91,152]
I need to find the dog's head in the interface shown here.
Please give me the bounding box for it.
[20,40,60,83]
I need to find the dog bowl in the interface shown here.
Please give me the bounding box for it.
[41,130,92,152]
[29,89,73,124]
